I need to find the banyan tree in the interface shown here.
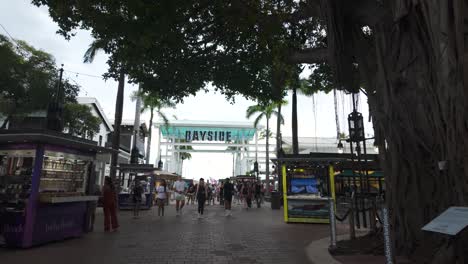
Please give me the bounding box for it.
[315,1,468,262]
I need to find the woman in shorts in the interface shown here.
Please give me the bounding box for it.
[156,180,167,216]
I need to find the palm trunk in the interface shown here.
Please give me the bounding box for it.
[276,104,282,157]
[292,87,299,154]
[145,108,154,164]
[109,71,125,181]
[265,117,270,196]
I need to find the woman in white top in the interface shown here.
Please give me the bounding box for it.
[156,180,168,216]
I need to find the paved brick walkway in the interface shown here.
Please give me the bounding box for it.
[0,203,332,264]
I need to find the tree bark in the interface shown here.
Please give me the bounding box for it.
[276,104,282,157]
[265,117,270,196]
[146,107,154,164]
[292,87,299,154]
[109,71,125,181]
[317,1,468,262]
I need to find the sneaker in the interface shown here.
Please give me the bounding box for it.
[176,210,180,217]
[197,213,202,219]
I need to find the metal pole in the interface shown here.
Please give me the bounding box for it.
[329,198,337,250]
[382,206,394,264]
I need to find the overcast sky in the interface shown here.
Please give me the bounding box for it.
[0,0,373,180]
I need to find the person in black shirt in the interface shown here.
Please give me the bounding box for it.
[196,178,208,219]
[131,180,144,218]
[223,178,234,216]
[254,181,262,208]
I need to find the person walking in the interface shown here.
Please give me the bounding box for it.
[187,184,195,205]
[196,178,208,219]
[131,180,144,218]
[173,176,186,216]
[156,180,168,216]
[102,176,119,232]
[223,178,234,216]
[242,182,253,209]
[254,181,262,208]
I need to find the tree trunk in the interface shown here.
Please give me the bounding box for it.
[146,107,154,164]
[276,103,282,157]
[109,71,125,181]
[265,117,270,196]
[292,87,299,154]
[318,1,468,262]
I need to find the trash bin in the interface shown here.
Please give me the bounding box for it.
[270,191,281,210]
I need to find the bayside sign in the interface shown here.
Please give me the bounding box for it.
[185,130,232,142]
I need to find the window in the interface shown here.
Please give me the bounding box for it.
[99,135,103,146]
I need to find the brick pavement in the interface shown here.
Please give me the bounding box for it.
[0,203,332,264]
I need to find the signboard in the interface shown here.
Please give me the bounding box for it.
[422,207,468,236]
[185,130,232,142]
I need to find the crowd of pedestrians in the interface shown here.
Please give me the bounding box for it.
[100,176,268,231]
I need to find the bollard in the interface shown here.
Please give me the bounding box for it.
[382,207,394,264]
[328,198,337,250]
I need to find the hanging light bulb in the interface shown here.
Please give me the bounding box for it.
[337,141,344,154]
[373,141,379,154]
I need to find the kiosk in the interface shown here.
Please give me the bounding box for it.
[117,164,157,210]
[0,130,112,248]
[276,154,343,224]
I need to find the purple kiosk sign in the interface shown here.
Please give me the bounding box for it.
[0,131,112,248]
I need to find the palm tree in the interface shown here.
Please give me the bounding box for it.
[84,39,125,181]
[246,102,284,196]
[132,91,175,164]
[177,140,193,175]
[275,99,288,157]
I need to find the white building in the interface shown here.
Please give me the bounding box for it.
[77,97,114,185]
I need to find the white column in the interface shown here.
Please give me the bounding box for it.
[164,137,169,171]
[156,126,162,163]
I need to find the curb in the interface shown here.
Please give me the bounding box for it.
[305,235,348,264]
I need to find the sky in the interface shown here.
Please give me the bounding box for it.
[0,0,373,180]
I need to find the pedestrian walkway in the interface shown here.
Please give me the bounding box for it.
[0,203,332,264]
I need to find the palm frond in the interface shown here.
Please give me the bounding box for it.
[272,111,285,125]
[158,111,170,127]
[253,113,264,128]
[83,39,106,63]
[246,105,263,119]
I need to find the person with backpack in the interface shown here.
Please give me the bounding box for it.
[196,178,208,219]
[156,180,168,216]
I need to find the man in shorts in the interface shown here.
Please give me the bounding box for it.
[173,176,186,216]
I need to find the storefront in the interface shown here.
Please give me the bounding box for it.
[117,164,156,210]
[0,130,112,248]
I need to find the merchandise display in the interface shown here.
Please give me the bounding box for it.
[0,131,112,248]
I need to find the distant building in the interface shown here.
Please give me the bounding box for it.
[109,119,148,165]
[281,136,378,154]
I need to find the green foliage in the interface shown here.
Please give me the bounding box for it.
[246,101,285,128]
[0,34,80,123]
[32,0,325,102]
[63,103,100,139]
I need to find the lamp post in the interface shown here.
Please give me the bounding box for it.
[46,65,64,131]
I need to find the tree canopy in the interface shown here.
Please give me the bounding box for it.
[0,33,99,138]
[31,0,328,102]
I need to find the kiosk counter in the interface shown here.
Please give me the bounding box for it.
[0,131,112,248]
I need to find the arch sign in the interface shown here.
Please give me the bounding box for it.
[159,121,257,142]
